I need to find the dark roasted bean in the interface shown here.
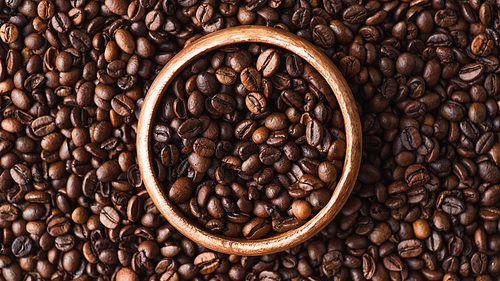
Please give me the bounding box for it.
[0,0,498,279]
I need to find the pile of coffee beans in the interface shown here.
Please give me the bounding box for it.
[152,43,345,239]
[1,0,500,279]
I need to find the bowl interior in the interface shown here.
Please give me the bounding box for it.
[137,25,362,256]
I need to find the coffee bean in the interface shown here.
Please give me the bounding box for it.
[471,34,493,56]
[31,115,56,137]
[245,92,267,114]
[305,119,323,147]
[193,138,216,157]
[400,126,422,150]
[47,216,71,236]
[52,12,72,33]
[343,5,367,24]
[0,23,19,44]
[97,160,121,182]
[285,54,304,77]
[471,252,487,275]
[362,253,376,279]
[54,233,75,252]
[240,67,261,91]
[467,102,486,125]
[194,252,220,274]
[439,196,465,215]
[312,24,335,48]
[459,63,485,82]
[398,239,423,258]
[211,93,236,114]
[235,119,257,140]
[115,29,135,54]
[318,162,337,183]
[178,118,202,139]
[405,164,430,188]
[100,206,120,229]
[168,177,193,203]
[256,48,280,78]
[11,236,33,258]
[434,9,457,27]
[215,67,237,85]
[322,250,343,275]
[480,184,500,206]
[10,164,31,185]
[242,217,271,239]
[107,60,127,78]
[196,71,218,95]
[69,30,91,52]
[292,7,311,28]
[292,200,312,219]
[396,53,415,76]
[383,254,404,271]
[259,147,281,165]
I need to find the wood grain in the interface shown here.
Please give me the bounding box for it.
[137,26,362,256]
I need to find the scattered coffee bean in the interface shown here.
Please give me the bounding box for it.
[1,0,500,280]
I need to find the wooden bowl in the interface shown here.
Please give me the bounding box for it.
[137,26,362,256]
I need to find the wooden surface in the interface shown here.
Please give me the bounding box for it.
[137,26,363,256]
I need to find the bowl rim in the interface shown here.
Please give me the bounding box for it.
[137,25,362,256]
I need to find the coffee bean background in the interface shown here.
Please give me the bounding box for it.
[0,0,500,280]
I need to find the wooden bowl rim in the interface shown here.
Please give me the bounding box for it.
[137,25,362,256]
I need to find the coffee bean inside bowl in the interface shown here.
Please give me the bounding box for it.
[152,43,346,239]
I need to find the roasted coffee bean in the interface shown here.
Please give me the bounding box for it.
[194,252,220,274]
[115,29,135,54]
[362,253,376,279]
[286,54,304,77]
[245,92,267,114]
[306,119,323,146]
[434,9,457,27]
[69,30,91,52]
[97,160,121,182]
[215,67,238,85]
[47,216,71,236]
[256,48,280,78]
[52,12,72,33]
[211,93,236,114]
[100,206,120,229]
[312,24,335,48]
[439,195,465,215]
[112,94,135,116]
[235,119,257,140]
[242,217,271,239]
[31,116,56,136]
[11,236,33,258]
[398,239,423,258]
[383,254,404,271]
[178,118,202,139]
[459,63,485,82]
[400,126,422,150]
[343,5,367,24]
[193,138,216,157]
[10,164,31,185]
[240,67,261,92]
[168,177,193,203]
[0,23,19,44]
[471,34,493,56]
[471,252,487,275]
[292,7,311,28]
[259,147,281,166]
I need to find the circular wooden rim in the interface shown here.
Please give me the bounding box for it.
[137,26,362,256]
